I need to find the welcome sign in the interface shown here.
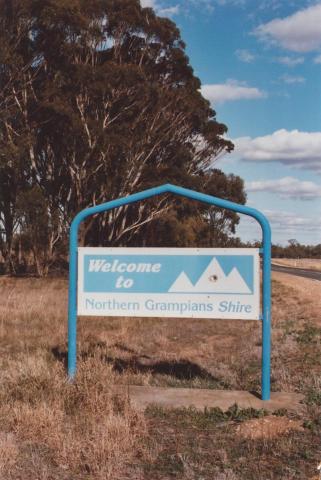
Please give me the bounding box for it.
[78,247,260,320]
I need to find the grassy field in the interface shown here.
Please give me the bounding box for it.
[0,275,320,479]
[272,258,321,271]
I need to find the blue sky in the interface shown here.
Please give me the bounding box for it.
[141,0,321,245]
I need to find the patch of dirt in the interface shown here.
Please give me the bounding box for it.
[236,415,304,440]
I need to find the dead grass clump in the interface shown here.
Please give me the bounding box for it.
[2,384,147,478]
[236,415,304,440]
[0,336,149,479]
[0,432,19,474]
[215,470,240,480]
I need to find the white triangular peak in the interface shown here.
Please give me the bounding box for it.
[194,258,228,292]
[168,271,194,292]
[194,258,251,294]
[226,267,251,294]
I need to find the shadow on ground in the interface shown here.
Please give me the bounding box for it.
[51,342,222,383]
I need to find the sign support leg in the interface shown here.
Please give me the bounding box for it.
[261,233,271,400]
[68,222,78,379]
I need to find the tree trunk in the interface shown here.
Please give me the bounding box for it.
[32,247,43,277]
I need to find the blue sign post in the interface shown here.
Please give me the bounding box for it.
[68,184,271,400]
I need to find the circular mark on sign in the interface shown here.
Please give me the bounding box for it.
[209,275,218,282]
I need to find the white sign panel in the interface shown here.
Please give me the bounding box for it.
[77,248,260,320]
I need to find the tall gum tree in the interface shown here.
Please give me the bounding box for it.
[32,0,233,246]
[0,0,42,272]
[0,0,243,272]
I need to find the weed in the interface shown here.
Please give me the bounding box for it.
[147,404,267,430]
[295,324,321,344]
[305,387,321,407]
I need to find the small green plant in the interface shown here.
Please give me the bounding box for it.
[303,417,321,433]
[295,324,321,345]
[305,389,321,407]
[272,408,289,417]
[146,404,267,429]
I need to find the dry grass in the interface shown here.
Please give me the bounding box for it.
[0,275,320,479]
[0,278,149,480]
[272,258,321,271]
[236,416,304,440]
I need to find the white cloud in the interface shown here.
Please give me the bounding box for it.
[275,56,304,67]
[246,177,321,200]
[254,4,321,52]
[279,73,305,84]
[140,0,179,15]
[237,209,321,244]
[314,53,321,64]
[201,80,266,104]
[235,49,256,63]
[264,209,321,233]
[140,0,156,6]
[234,129,321,172]
[158,5,180,15]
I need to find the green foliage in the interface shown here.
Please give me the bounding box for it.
[133,170,246,247]
[295,324,321,345]
[272,241,321,258]
[305,389,321,407]
[303,415,321,433]
[0,0,246,274]
[147,403,267,428]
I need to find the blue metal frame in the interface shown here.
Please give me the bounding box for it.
[68,184,271,400]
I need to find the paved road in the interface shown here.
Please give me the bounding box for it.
[271,263,321,281]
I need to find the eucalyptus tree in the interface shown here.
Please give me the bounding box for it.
[0,0,40,272]
[136,169,246,248]
[0,0,241,273]
[26,0,232,243]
